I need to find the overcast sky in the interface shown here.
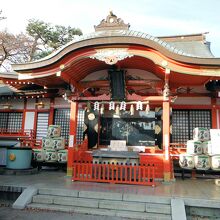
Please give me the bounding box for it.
[1,0,220,57]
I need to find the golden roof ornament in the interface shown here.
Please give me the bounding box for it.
[94,11,130,31]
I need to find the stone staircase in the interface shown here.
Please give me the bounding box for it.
[27,187,172,220]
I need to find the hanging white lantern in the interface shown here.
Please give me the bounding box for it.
[109,101,115,110]
[136,101,143,110]
[94,101,99,111]
[120,101,126,110]
[115,105,120,115]
[145,102,150,114]
[100,104,104,115]
[130,104,134,115]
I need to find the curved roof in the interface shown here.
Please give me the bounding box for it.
[12,30,220,72]
[159,33,214,58]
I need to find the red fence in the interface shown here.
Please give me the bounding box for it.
[72,161,156,186]
[0,129,40,148]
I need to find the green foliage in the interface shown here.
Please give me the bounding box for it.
[26,19,82,60]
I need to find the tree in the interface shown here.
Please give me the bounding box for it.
[0,31,34,71]
[26,19,83,60]
[0,17,83,71]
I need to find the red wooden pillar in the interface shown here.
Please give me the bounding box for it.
[162,100,172,182]
[48,98,54,125]
[211,98,217,129]
[21,99,27,132]
[67,101,78,177]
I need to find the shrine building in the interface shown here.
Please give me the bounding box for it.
[0,12,220,183]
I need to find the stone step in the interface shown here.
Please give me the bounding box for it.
[99,199,146,212]
[79,190,123,201]
[32,195,99,208]
[27,203,171,220]
[146,203,171,214]
[38,187,171,205]
[123,193,170,204]
[32,194,171,214]
[39,188,78,197]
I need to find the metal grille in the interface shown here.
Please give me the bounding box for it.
[36,113,49,140]
[189,110,211,135]
[0,113,8,129]
[76,109,85,144]
[54,109,70,142]
[172,110,211,143]
[0,112,22,132]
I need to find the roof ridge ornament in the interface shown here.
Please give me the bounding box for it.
[94,11,130,32]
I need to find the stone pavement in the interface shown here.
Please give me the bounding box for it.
[1,170,220,219]
[0,170,220,202]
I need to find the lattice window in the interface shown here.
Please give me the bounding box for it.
[0,112,22,132]
[189,110,211,136]
[172,110,189,143]
[54,108,85,145]
[54,109,70,143]
[76,109,85,144]
[36,113,49,140]
[172,110,211,143]
[0,113,8,130]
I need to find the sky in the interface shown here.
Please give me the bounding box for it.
[0,0,220,57]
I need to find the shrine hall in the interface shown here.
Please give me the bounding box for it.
[1,12,220,184]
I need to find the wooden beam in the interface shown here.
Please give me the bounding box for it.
[59,71,90,96]
[80,80,163,88]
[71,93,165,102]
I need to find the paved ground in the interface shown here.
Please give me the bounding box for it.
[0,206,126,220]
[0,169,220,220]
[1,170,220,201]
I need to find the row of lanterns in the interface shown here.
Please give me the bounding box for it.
[0,94,46,100]
[88,101,150,115]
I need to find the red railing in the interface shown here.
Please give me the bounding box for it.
[72,161,156,186]
[0,128,40,148]
[0,128,23,135]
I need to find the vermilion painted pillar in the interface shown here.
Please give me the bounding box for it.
[21,99,27,132]
[162,100,172,182]
[67,101,78,177]
[211,98,217,129]
[48,98,54,125]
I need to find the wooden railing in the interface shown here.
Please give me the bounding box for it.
[0,128,23,135]
[0,128,39,148]
[72,161,156,186]
[170,143,186,149]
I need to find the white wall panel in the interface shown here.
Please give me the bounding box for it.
[0,99,24,110]
[24,112,35,130]
[174,97,211,105]
[54,97,70,108]
[11,99,24,109]
[27,98,36,109]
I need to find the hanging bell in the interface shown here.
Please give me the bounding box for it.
[130,104,134,115]
[100,104,104,115]
[145,102,150,114]
[115,104,120,115]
